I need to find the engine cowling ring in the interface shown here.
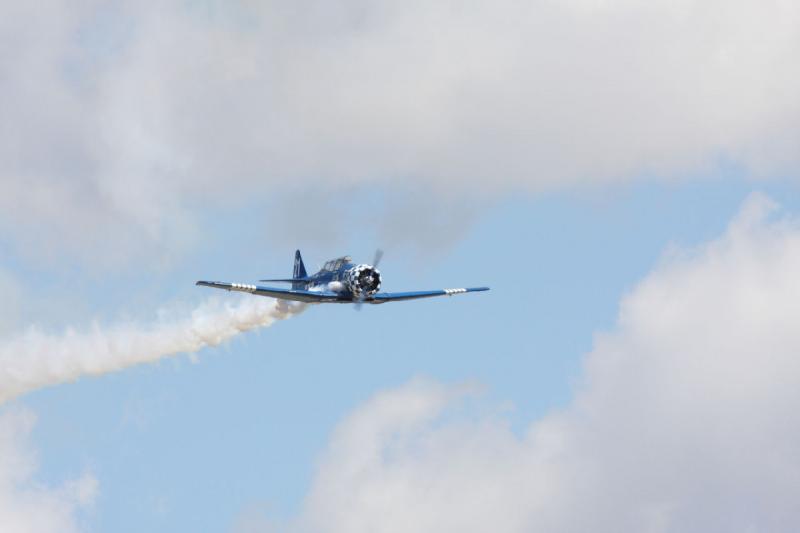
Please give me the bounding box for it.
[345,264,382,297]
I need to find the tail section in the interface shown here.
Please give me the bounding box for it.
[293,250,308,289]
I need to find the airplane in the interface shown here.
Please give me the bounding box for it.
[196,250,489,306]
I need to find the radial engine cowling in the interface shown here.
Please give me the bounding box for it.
[345,264,381,297]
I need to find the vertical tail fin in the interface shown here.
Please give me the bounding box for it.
[293,250,307,290]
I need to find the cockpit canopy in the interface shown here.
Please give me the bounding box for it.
[322,256,352,271]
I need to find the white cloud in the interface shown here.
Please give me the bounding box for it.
[0,269,23,335]
[267,193,800,533]
[0,408,97,533]
[1,1,799,262]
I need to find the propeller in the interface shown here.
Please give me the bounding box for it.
[354,294,366,311]
[372,249,384,269]
[354,249,383,311]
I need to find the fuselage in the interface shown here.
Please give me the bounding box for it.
[304,256,381,301]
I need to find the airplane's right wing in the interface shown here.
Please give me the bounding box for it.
[369,287,489,303]
[196,281,341,303]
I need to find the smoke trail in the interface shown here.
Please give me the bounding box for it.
[0,296,306,405]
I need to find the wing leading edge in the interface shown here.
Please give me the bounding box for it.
[368,287,490,303]
[196,281,341,303]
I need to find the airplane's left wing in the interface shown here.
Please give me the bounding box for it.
[196,281,341,303]
[369,287,489,303]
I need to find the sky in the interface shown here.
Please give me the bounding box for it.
[1,1,800,532]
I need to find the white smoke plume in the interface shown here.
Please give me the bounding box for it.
[0,297,306,405]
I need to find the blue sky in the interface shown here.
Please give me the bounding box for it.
[10,175,798,532]
[2,2,800,532]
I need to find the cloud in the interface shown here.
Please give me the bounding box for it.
[1,1,799,262]
[263,193,800,532]
[0,408,97,533]
[0,269,23,335]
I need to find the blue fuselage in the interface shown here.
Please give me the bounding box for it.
[301,256,382,300]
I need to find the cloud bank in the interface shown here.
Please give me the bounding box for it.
[2,0,799,260]
[266,194,800,532]
[0,409,96,533]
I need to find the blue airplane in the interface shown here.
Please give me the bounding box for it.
[196,250,489,305]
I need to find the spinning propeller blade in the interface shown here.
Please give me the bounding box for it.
[372,249,383,269]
